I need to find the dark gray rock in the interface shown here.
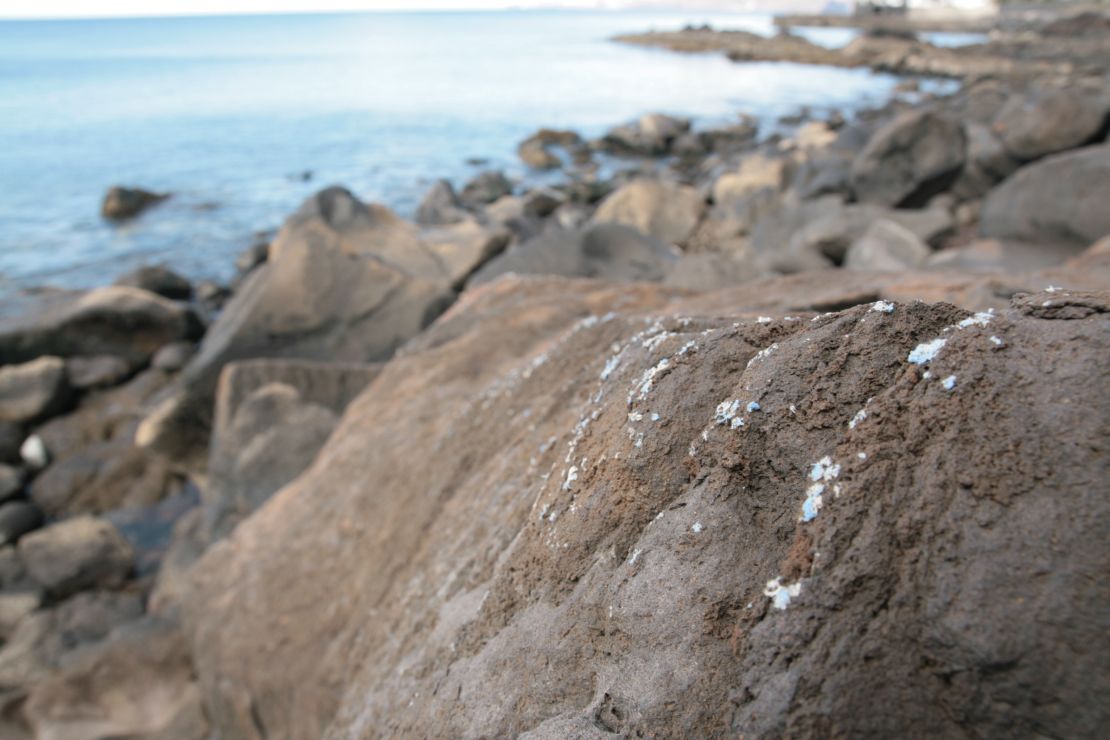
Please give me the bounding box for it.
[844,219,932,271]
[851,110,967,208]
[461,171,513,207]
[0,422,23,464]
[114,266,193,301]
[0,465,23,503]
[101,187,169,221]
[0,502,42,547]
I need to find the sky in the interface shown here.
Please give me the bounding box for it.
[0,0,755,20]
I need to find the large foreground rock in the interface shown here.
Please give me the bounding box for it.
[851,110,967,207]
[980,145,1110,249]
[181,274,1110,738]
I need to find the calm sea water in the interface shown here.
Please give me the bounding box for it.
[0,10,903,293]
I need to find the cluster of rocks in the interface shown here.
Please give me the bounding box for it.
[0,10,1107,738]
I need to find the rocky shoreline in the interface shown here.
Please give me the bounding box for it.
[0,8,1107,738]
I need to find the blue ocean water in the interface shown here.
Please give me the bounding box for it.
[0,10,902,293]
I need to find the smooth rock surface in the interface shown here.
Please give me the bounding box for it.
[592,179,704,245]
[18,517,133,598]
[0,357,70,424]
[851,110,967,207]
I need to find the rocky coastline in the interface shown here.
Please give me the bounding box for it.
[0,7,1107,738]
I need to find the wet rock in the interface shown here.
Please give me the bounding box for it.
[980,145,1110,249]
[851,109,967,207]
[18,517,133,598]
[844,219,932,270]
[0,357,71,424]
[234,239,270,276]
[992,88,1108,162]
[517,129,585,170]
[180,277,1110,738]
[592,179,704,245]
[114,265,193,301]
[151,342,195,373]
[22,617,207,740]
[0,286,202,367]
[0,503,43,547]
[469,223,677,285]
[100,187,169,221]
[415,179,468,226]
[66,355,132,391]
[0,465,23,502]
[461,171,513,207]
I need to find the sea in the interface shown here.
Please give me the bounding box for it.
[0,10,969,295]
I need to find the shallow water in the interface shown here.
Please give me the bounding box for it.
[0,10,902,294]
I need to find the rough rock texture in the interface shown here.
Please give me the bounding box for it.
[0,357,71,424]
[469,224,677,286]
[991,87,1108,162]
[979,145,1110,249]
[0,287,201,367]
[18,517,133,598]
[592,179,704,245]
[851,110,967,207]
[181,274,1110,739]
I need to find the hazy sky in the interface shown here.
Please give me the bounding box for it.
[0,0,703,19]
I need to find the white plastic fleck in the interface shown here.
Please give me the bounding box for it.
[730,417,745,430]
[601,355,621,380]
[757,316,772,324]
[801,483,825,522]
[989,336,1003,346]
[691,522,704,534]
[870,300,895,313]
[715,399,741,425]
[957,311,994,329]
[764,578,802,610]
[628,549,642,565]
[942,375,957,390]
[809,456,840,482]
[908,338,947,364]
[1045,285,1061,293]
[628,411,643,422]
[848,408,867,429]
[857,452,867,460]
[789,404,797,415]
[650,413,660,422]
[747,401,761,413]
[562,466,578,491]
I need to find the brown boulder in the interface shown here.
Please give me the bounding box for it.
[0,357,71,424]
[181,274,1110,738]
[592,179,704,245]
[101,187,168,221]
[992,88,1108,162]
[18,517,133,598]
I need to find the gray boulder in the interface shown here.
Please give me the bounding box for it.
[0,357,70,424]
[851,110,967,207]
[136,187,454,463]
[151,342,195,373]
[992,88,1108,162]
[0,286,202,367]
[980,145,1110,249]
[592,179,704,245]
[469,223,677,286]
[18,517,133,598]
[415,179,468,226]
[0,464,23,502]
[844,220,932,271]
[600,113,690,155]
[461,171,513,207]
